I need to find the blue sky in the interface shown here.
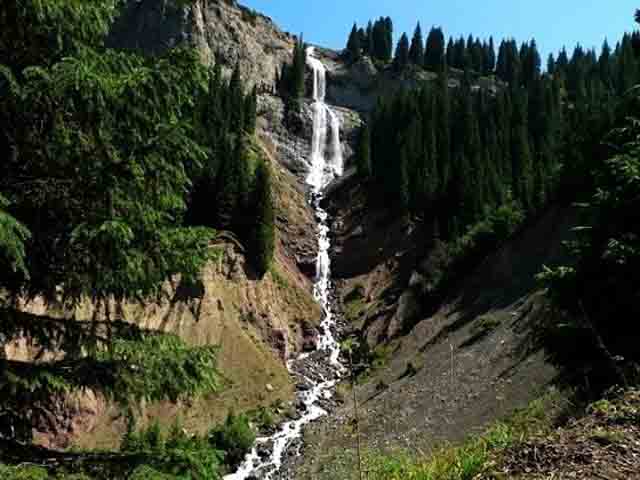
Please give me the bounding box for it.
[242,0,638,60]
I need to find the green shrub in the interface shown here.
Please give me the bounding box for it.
[121,417,224,479]
[209,413,256,468]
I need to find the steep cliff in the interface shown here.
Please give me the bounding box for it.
[108,0,295,88]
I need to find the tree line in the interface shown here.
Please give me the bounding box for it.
[355,21,640,241]
[358,65,562,240]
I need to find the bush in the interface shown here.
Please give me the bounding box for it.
[209,413,256,469]
[121,417,224,479]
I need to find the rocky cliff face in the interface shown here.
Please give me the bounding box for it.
[109,0,295,89]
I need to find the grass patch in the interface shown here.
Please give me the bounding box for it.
[355,344,394,384]
[363,388,568,480]
[472,314,502,335]
[270,267,290,290]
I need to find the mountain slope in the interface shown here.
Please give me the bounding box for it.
[290,175,579,477]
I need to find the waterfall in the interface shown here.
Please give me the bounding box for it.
[224,47,344,480]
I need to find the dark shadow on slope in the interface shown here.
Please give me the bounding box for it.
[418,206,579,353]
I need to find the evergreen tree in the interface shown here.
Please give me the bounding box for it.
[366,21,375,56]
[346,22,362,62]
[215,139,240,230]
[356,122,372,179]
[291,35,307,98]
[617,34,638,94]
[409,22,425,65]
[384,17,394,61]
[244,86,258,134]
[547,53,556,75]
[487,37,496,73]
[235,136,252,236]
[425,27,446,71]
[446,37,455,68]
[394,33,410,71]
[599,39,613,89]
[229,62,245,132]
[250,161,275,277]
[278,36,306,100]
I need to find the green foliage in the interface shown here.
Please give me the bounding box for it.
[356,122,372,179]
[364,390,565,480]
[393,33,410,71]
[248,405,276,430]
[417,199,525,310]
[349,17,393,63]
[0,464,49,480]
[277,36,306,101]
[0,194,31,277]
[209,412,256,469]
[345,23,362,62]
[0,0,120,70]
[369,67,558,235]
[249,160,276,277]
[1,43,216,303]
[0,328,221,442]
[408,23,425,66]
[539,85,640,390]
[98,334,221,403]
[121,417,223,479]
[0,464,94,479]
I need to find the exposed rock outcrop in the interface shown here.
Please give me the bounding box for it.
[109,0,295,89]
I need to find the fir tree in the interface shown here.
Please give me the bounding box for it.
[547,53,556,75]
[487,37,496,73]
[244,86,258,134]
[394,33,410,71]
[366,21,375,56]
[356,122,372,179]
[425,27,446,71]
[229,62,245,132]
[409,22,425,65]
[346,23,362,62]
[250,161,275,277]
[384,17,394,61]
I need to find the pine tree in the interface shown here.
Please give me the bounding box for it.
[235,136,252,237]
[229,62,245,132]
[250,161,275,277]
[617,34,638,94]
[366,21,374,56]
[346,23,362,62]
[547,53,556,75]
[599,40,613,90]
[446,37,455,68]
[244,86,258,134]
[409,22,425,65]
[384,17,394,61]
[215,139,239,230]
[291,36,307,99]
[425,27,446,71]
[356,122,372,178]
[394,33,410,71]
[487,37,496,73]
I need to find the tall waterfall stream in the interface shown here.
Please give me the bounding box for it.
[225,47,345,480]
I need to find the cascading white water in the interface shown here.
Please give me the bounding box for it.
[224,47,344,480]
